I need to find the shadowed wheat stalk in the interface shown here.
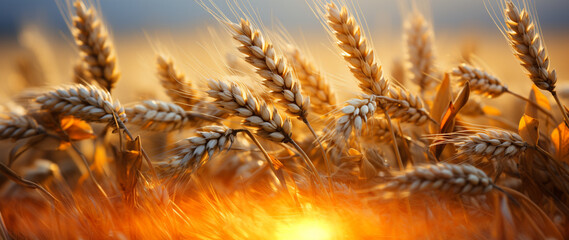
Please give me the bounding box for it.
[404,9,437,94]
[71,0,120,92]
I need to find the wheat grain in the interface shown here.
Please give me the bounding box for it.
[0,113,45,140]
[405,10,437,93]
[326,3,389,97]
[35,84,126,124]
[452,63,507,98]
[380,163,493,195]
[228,19,309,119]
[504,1,556,91]
[336,95,377,139]
[207,79,292,142]
[286,46,336,115]
[156,55,196,110]
[72,0,120,92]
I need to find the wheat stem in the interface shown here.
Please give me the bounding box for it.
[382,105,403,170]
[551,91,569,127]
[236,129,289,195]
[505,89,555,121]
[288,138,327,194]
[303,119,333,195]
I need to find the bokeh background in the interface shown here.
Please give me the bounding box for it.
[1,0,569,119]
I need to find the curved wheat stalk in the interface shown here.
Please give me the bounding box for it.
[126,100,190,131]
[157,125,236,175]
[286,46,336,115]
[325,3,389,97]
[504,2,555,92]
[452,63,507,98]
[35,84,126,125]
[0,113,45,140]
[503,1,569,126]
[433,129,527,162]
[156,55,196,110]
[207,79,292,143]
[384,87,432,125]
[228,19,309,119]
[72,0,120,92]
[369,163,493,197]
[405,9,437,94]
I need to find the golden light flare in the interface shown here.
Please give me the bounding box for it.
[277,218,335,240]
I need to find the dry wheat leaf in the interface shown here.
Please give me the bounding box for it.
[431,73,452,124]
[518,114,539,147]
[433,82,470,158]
[551,122,569,162]
[525,85,551,120]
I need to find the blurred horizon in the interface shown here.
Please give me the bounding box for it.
[1,0,569,40]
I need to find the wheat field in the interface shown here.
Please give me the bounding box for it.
[0,0,568,239]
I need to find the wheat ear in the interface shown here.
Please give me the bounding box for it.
[436,129,527,162]
[286,46,336,115]
[207,79,292,143]
[452,63,507,98]
[378,163,493,196]
[504,1,569,126]
[229,19,309,119]
[158,126,236,175]
[156,55,196,110]
[0,113,45,140]
[405,9,437,94]
[504,2,555,92]
[384,87,432,125]
[333,95,377,142]
[72,0,120,92]
[35,84,126,125]
[326,3,389,97]
[126,100,191,131]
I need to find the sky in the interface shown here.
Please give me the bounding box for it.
[0,0,568,38]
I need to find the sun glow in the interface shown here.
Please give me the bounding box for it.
[277,218,334,240]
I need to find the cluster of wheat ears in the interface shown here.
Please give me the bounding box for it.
[0,0,568,239]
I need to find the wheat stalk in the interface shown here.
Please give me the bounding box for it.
[0,113,45,140]
[435,129,527,162]
[325,3,389,97]
[405,9,437,94]
[158,125,236,175]
[35,84,126,125]
[383,87,432,125]
[504,1,555,92]
[207,79,292,143]
[504,1,569,126]
[126,100,191,131]
[228,19,309,119]
[286,46,336,115]
[72,0,120,92]
[378,163,493,196]
[156,55,196,110]
[452,63,507,98]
